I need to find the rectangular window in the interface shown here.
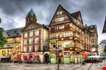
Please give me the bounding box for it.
[29,38,33,45]
[29,30,33,37]
[29,46,32,52]
[35,30,39,36]
[34,45,39,51]
[24,46,27,52]
[59,25,64,29]
[57,11,63,15]
[24,39,27,45]
[34,37,39,44]
[64,32,70,37]
[24,32,28,38]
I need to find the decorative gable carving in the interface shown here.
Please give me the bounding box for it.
[49,5,71,26]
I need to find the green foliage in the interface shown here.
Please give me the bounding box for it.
[103,45,106,55]
[104,45,106,53]
[0,31,6,48]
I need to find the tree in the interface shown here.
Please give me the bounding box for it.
[0,31,6,48]
[103,45,106,55]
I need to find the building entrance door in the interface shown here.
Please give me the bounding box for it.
[44,54,49,63]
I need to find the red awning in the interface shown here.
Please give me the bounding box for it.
[82,51,89,59]
[16,54,21,61]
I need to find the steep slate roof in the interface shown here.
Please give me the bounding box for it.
[23,9,48,31]
[86,25,98,36]
[27,9,36,18]
[49,4,74,26]
[49,4,84,30]
[5,28,22,38]
[71,11,84,24]
[103,17,106,33]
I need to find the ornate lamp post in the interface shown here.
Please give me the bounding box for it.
[55,46,62,70]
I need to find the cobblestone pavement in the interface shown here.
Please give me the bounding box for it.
[0,63,102,70]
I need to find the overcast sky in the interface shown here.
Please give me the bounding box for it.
[0,0,106,43]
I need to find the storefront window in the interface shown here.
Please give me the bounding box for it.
[2,50,6,56]
[50,54,57,64]
[64,44,70,48]
[63,41,71,48]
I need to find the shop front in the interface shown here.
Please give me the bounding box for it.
[50,54,57,64]
[70,54,83,63]
[64,52,70,64]
[21,52,40,63]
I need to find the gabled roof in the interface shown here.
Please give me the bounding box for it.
[49,4,74,26]
[49,4,84,30]
[27,9,36,18]
[87,25,98,36]
[5,28,23,38]
[71,11,83,24]
[103,17,106,33]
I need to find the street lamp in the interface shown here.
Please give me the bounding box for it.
[53,44,62,70]
[55,46,62,70]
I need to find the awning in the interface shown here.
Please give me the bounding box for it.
[82,51,89,59]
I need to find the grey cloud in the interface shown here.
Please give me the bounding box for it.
[0,0,106,43]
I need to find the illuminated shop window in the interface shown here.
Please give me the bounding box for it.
[29,38,33,45]
[29,30,33,37]
[35,37,39,44]
[2,50,6,56]
[35,30,39,36]
[63,41,71,48]
[24,32,28,38]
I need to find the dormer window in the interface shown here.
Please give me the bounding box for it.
[55,17,65,22]
[57,11,63,15]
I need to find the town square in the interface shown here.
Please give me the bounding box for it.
[0,0,106,70]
